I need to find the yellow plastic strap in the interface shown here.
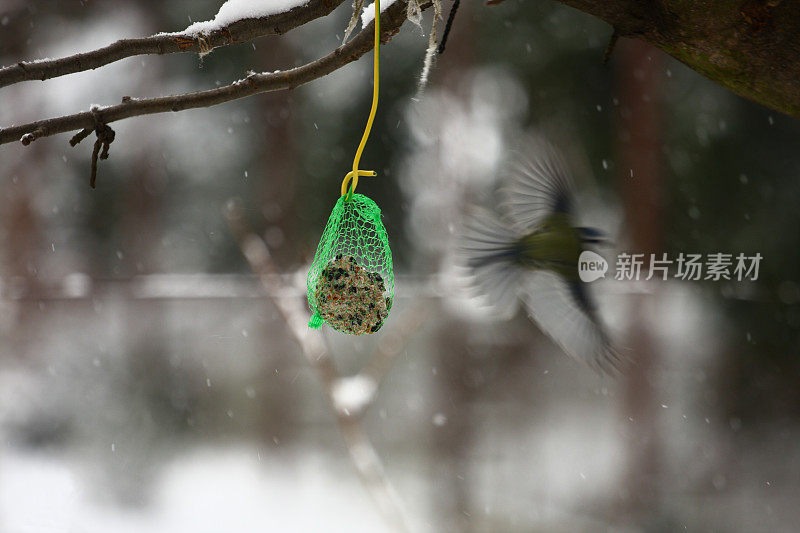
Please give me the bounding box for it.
[341,0,380,200]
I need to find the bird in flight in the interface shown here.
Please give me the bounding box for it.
[458,135,623,374]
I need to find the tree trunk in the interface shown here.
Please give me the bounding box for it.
[615,37,665,525]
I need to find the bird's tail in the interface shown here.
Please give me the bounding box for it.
[456,207,525,319]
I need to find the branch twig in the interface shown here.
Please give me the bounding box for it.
[437,0,461,54]
[224,199,413,533]
[602,28,620,65]
[0,0,346,89]
[0,1,409,147]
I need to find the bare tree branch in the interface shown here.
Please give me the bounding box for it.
[0,0,346,89]
[3,0,799,151]
[224,199,412,533]
[0,2,409,147]
[359,302,429,395]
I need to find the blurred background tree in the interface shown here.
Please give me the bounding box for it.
[0,1,799,532]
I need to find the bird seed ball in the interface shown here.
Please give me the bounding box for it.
[314,254,391,335]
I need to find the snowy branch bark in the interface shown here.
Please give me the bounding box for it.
[547,0,800,119]
[0,1,410,147]
[0,0,346,89]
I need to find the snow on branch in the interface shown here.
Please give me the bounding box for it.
[0,0,411,147]
[361,0,400,27]
[0,0,345,89]
[185,0,311,35]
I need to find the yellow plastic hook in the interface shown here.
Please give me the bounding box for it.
[341,0,380,200]
[341,170,378,199]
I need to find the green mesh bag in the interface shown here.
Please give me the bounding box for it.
[307,193,394,334]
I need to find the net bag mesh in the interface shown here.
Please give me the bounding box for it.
[307,193,394,334]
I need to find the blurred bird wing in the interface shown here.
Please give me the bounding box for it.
[499,136,576,233]
[456,207,523,320]
[521,271,622,374]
